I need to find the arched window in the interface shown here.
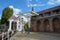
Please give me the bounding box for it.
[11,22,17,30]
[52,18,60,32]
[36,20,41,32]
[44,19,50,32]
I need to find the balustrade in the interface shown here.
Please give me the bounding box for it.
[1,30,17,40]
[35,11,60,19]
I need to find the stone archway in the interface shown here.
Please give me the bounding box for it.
[36,20,41,32]
[44,19,50,32]
[52,18,60,32]
[11,22,17,30]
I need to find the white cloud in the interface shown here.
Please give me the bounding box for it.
[9,5,21,17]
[29,0,32,1]
[28,3,44,7]
[27,0,45,7]
[9,6,14,9]
[47,0,55,5]
[36,0,39,2]
[47,0,60,5]
[0,17,1,19]
[33,4,44,6]
[9,5,27,22]
[47,1,55,5]
[56,0,60,3]
[13,8,21,17]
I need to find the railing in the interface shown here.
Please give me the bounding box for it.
[35,12,60,19]
[1,30,17,40]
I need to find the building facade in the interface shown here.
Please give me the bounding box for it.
[31,6,60,32]
[8,15,26,32]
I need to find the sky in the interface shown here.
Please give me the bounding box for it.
[0,0,60,19]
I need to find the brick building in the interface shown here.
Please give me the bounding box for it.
[31,6,60,32]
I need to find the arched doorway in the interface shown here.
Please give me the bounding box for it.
[44,19,50,32]
[36,20,41,32]
[52,18,60,32]
[11,22,17,30]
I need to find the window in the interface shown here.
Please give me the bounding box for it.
[53,9,60,14]
[47,12,51,15]
[55,9,60,14]
[39,14,43,17]
[44,12,51,16]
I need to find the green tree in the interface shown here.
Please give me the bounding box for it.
[24,22,28,31]
[1,7,13,26]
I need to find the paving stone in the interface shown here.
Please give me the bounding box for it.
[10,32,60,40]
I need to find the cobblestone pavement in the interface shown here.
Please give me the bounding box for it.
[10,32,60,40]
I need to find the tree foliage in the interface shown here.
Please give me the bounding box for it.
[1,7,13,26]
[24,22,28,31]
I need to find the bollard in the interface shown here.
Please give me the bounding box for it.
[8,31,9,40]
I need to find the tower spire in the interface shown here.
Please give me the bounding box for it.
[32,6,34,11]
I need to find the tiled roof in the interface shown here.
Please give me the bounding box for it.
[37,5,60,14]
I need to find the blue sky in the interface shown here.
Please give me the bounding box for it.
[0,0,60,19]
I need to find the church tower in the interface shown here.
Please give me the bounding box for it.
[32,7,34,11]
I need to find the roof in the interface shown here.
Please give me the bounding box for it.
[8,15,18,21]
[37,5,60,14]
[10,16,17,19]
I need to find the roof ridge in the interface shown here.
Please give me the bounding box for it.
[37,5,60,14]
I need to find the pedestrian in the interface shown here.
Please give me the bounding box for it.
[28,27,30,34]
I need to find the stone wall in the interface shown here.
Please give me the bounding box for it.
[31,6,60,32]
